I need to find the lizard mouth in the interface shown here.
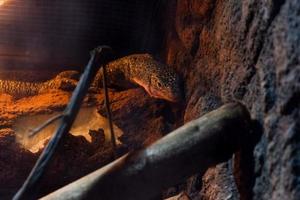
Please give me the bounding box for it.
[149,89,181,102]
[132,78,181,102]
[159,92,181,102]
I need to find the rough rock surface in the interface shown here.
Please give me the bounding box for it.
[162,0,300,199]
[97,88,178,148]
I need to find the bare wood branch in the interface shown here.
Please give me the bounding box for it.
[41,103,252,200]
[29,114,63,138]
[102,65,117,158]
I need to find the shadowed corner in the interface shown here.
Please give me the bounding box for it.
[233,119,263,200]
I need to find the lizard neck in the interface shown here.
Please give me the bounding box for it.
[92,56,138,89]
[106,54,150,87]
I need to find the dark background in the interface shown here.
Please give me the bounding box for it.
[0,0,166,71]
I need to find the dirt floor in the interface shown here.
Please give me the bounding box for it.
[0,85,178,199]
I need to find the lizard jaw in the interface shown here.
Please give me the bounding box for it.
[132,78,180,102]
[150,91,181,102]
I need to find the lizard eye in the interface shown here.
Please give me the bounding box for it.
[157,82,162,87]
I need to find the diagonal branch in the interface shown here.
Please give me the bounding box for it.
[41,103,252,200]
[29,114,63,138]
[13,46,113,200]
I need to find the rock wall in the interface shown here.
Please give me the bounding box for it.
[162,0,300,199]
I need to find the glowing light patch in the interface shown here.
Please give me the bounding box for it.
[0,0,7,6]
[13,106,123,153]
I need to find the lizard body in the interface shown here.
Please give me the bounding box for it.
[0,54,182,102]
[92,54,182,102]
[0,71,78,99]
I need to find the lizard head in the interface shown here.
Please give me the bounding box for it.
[131,54,183,102]
[148,70,183,102]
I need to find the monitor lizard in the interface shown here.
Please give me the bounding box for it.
[0,54,182,102]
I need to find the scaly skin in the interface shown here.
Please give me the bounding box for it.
[0,71,78,99]
[92,54,182,102]
[0,54,182,102]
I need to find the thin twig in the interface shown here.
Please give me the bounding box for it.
[29,114,63,138]
[102,65,117,158]
[13,46,113,200]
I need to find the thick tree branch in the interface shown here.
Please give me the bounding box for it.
[41,103,252,200]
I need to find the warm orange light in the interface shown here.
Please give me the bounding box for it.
[0,0,7,6]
